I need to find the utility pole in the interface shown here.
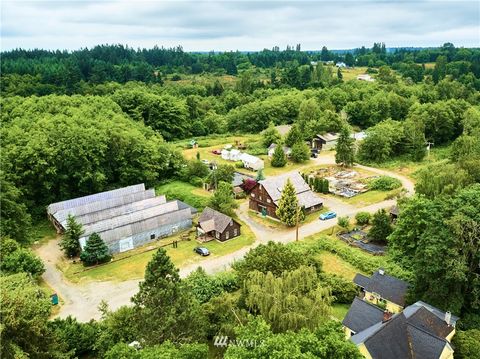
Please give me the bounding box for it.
[295,205,300,241]
[212,161,218,190]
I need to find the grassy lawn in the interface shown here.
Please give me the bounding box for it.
[332,303,351,321]
[59,218,256,283]
[156,181,211,210]
[342,189,401,207]
[180,134,335,178]
[335,66,370,81]
[317,251,364,280]
[31,220,58,246]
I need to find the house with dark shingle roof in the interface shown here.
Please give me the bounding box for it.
[354,269,409,313]
[342,297,385,338]
[349,301,457,359]
[248,172,323,219]
[196,207,241,242]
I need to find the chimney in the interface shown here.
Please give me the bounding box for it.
[383,310,393,323]
[445,311,451,325]
[378,268,385,275]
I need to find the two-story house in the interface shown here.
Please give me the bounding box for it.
[248,172,323,219]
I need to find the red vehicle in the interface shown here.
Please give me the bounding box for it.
[211,149,221,155]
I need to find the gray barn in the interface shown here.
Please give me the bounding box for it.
[47,184,196,254]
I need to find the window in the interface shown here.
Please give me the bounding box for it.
[267,198,271,203]
[150,234,156,240]
[215,232,220,239]
[251,193,255,197]
[230,220,233,226]
[226,231,230,240]
[234,228,238,236]
[259,196,262,200]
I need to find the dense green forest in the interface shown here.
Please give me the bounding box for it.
[1,43,479,358]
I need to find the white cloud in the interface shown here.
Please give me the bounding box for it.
[1,0,479,51]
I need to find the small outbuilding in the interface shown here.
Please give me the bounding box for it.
[196,207,241,242]
[311,132,339,150]
[240,153,264,171]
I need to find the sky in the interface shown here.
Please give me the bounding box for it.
[1,0,479,51]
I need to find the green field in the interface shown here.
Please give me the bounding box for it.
[317,251,364,280]
[341,188,401,207]
[156,181,212,210]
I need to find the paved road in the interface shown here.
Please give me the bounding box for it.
[36,157,414,322]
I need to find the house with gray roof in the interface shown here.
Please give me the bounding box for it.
[267,143,292,158]
[349,301,457,359]
[47,184,196,254]
[196,207,241,242]
[354,269,409,313]
[248,172,323,219]
[342,297,385,338]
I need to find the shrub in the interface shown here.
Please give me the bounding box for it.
[234,161,244,168]
[337,216,350,230]
[290,142,310,163]
[355,212,371,225]
[189,177,204,187]
[369,176,402,191]
[320,273,358,304]
[369,209,393,243]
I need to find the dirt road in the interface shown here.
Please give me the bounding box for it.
[36,158,414,322]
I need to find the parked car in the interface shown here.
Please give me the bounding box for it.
[201,159,210,165]
[319,211,337,220]
[211,149,221,155]
[194,247,210,256]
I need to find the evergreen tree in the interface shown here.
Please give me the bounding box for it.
[60,215,84,258]
[262,122,281,147]
[290,142,310,163]
[255,168,265,181]
[369,209,393,243]
[337,67,343,81]
[80,233,111,266]
[284,125,303,147]
[276,179,304,227]
[271,144,287,167]
[322,178,330,193]
[208,181,238,216]
[132,248,206,345]
[335,125,355,167]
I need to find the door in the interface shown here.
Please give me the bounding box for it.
[119,237,134,252]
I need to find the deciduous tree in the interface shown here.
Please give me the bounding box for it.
[244,266,333,332]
